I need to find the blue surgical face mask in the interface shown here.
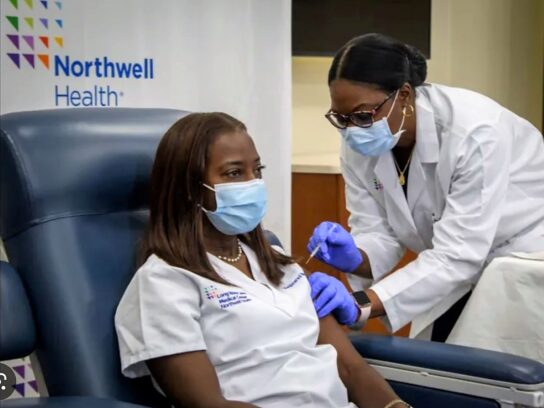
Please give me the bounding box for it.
[201,179,267,235]
[340,91,405,157]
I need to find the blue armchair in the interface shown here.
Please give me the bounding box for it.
[1,108,543,408]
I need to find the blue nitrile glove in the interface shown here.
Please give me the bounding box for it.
[307,221,363,273]
[308,272,359,325]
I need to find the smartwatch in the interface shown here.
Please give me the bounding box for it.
[349,290,372,330]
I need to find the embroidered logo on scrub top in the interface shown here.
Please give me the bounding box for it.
[373,177,384,191]
[203,285,252,309]
[204,285,220,300]
[282,272,304,289]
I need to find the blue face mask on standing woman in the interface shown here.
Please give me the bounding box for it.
[201,179,268,235]
[340,90,406,157]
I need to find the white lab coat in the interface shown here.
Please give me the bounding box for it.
[115,243,356,408]
[343,83,544,336]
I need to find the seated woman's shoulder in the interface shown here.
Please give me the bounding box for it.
[136,254,197,283]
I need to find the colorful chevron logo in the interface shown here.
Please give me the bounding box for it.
[4,0,63,69]
[2,0,155,108]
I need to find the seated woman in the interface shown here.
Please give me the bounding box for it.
[115,112,409,408]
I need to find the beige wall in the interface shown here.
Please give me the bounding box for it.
[292,57,340,155]
[292,0,544,156]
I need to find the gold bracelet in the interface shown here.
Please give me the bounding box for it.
[383,399,411,408]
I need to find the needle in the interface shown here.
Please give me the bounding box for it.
[305,225,336,265]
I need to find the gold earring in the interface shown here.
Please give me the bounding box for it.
[402,104,415,117]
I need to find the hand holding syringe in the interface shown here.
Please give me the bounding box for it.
[305,222,363,272]
[305,224,336,264]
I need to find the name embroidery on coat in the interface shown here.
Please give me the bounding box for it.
[282,272,304,289]
[204,285,252,309]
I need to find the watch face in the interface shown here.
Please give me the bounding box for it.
[353,290,371,307]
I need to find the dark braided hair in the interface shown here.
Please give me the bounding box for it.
[328,33,427,92]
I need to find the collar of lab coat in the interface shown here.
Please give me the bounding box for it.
[370,90,440,253]
[406,89,441,212]
[208,242,295,316]
[414,87,440,164]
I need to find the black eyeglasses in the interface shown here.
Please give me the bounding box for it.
[325,90,396,129]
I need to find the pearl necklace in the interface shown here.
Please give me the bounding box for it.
[216,239,243,263]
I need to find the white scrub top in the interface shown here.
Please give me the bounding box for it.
[115,243,356,408]
[342,83,544,335]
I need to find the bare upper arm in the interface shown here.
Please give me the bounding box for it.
[146,350,223,408]
[318,316,400,407]
[317,315,368,379]
[146,350,256,408]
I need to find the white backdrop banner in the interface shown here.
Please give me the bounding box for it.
[1,0,292,247]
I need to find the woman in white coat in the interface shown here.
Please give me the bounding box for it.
[308,33,544,341]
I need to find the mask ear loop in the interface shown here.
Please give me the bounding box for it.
[395,103,414,135]
[391,100,412,138]
[199,183,216,212]
[385,90,400,119]
[398,111,406,132]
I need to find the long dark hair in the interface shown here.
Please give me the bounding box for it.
[328,33,427,92]
[138,112,292,286]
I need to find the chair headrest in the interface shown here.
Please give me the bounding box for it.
[0,108,186,239]
[0,261,36,360]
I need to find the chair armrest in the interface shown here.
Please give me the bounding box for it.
[0,261,36,360]
[351,333,544,385]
